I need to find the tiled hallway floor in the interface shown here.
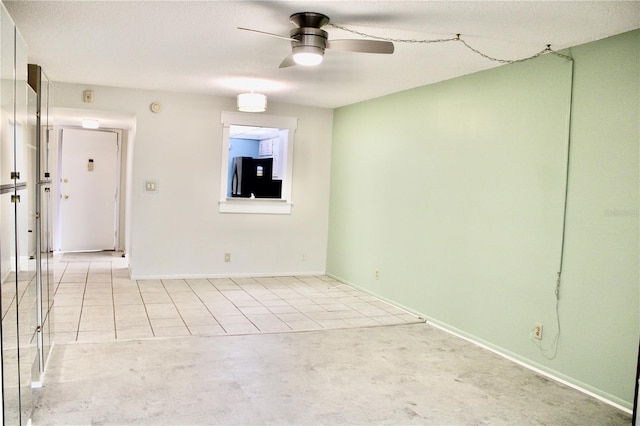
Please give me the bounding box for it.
[53,253,422,343]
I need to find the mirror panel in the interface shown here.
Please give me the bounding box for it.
[15,26,36,424]
[0,194,20,425]
[41,70,54,366]
[0,8,44,424]
[1,6,21,424]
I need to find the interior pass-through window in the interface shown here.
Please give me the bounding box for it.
[219,112,297,214]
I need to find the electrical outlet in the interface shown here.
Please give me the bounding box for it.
[224,253,231,263]
[375,270,380,280]
[301,253,307,262]
[533,323,543,340]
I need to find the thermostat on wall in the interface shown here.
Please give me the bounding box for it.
[150,102,161,113]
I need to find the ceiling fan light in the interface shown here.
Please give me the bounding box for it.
[293,52,324,66]
[292,45,324,66]
[237,92,267,112]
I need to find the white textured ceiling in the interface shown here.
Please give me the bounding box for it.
[4,1,640,109]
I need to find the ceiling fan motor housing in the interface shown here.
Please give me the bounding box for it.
[289,11,330,57]
[289,12,330,29]
[290,27,328,53]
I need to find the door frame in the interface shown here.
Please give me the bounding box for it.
[54,126,123,252]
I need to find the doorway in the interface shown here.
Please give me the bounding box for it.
[58,128,120,252]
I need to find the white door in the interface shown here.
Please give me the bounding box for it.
[59,128,119,252]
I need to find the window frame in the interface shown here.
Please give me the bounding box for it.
[219,111,297,214]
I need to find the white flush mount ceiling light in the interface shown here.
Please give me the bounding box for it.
[81,119,100,129]
[237,92,267,113]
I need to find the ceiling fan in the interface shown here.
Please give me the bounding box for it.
[238,12,394,68]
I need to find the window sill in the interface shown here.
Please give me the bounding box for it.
[219,198,292,214]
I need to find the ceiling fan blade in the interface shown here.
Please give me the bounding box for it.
[237,27,295,42]
[279,54,297,68]
[327,39,394,54]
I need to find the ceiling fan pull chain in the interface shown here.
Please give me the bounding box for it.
[328,23,573,64]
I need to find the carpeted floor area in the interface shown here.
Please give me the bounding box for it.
[33,323,631,425]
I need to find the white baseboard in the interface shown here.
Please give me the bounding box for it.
[130,270,327,280]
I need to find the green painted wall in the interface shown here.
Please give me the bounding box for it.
[327,30,639,408]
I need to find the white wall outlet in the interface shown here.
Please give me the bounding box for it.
[224,253,231,262]
[533,323,543,340]
[144,179,158,193]
[301,253,307,262]
[375,270,380,280]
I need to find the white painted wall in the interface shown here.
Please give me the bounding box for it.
[52,83,333,278]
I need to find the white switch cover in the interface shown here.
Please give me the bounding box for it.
[144,179,158,193]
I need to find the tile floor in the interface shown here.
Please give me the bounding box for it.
[53,253,422,344]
